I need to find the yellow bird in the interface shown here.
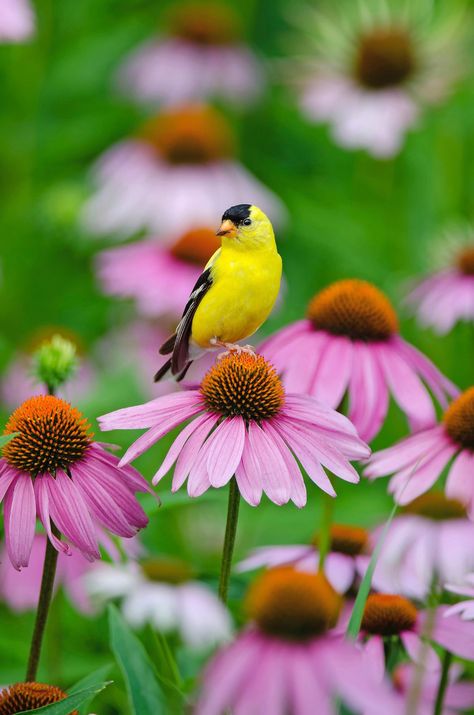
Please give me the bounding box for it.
[155,204,282,381]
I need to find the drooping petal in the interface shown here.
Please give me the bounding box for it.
[445,450,474,506]
[152,412,212,484]
[172,415,217,492]
[3,474,36,570]
[34,475,69,554]
[365,427,445,478]
[99,391,203,430]
[246,422,292,505]
[207,417,246,488]
[311,335,352,409]
[392,443,457,505]
[235,459,262,507]
[263,422,307,507]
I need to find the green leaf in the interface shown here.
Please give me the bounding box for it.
[0,433,18,448]
[143,626,186,713]
[16,682,111,715]
[70,664,113,715]
[108,604,167,715]
[346,501,398,640]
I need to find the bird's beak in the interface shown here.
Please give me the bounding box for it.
[216,219,237,238]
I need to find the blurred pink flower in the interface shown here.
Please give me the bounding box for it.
[117,3,264,107]
[0,0,34,42]
[291,0,465,157]
[366,387,474,508]
[358,594,474,675]
[0,395,150,569]
[96,227,220,319]
[85,557,231,650]
[260,279,457,442]
[99,352,370,507]
[445,574,474,620]
[407,226,474,334]
[391,663,474,715]
[0,534,93,614]
[82,105,285,239]
[237,523,370,594]
[196,567,399,715]
[359,493,474,599]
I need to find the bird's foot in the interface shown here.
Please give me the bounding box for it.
[213,341,257,360]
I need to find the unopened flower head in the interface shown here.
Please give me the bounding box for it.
[0,395,150,569]
[196,566,401,715]
[289,0,466,157]
[237,523,370,594]
[366,386,474,509]
[261,279,457,442]
[82,105,285,239]
[407,223,474,334]
[99,352,370,507]
[116,2,264,107]
[32,334,78,394]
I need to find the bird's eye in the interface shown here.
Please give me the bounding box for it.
[242,218,252,226]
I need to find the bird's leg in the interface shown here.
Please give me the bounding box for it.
[210,338,257,360]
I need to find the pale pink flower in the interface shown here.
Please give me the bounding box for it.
[445,574,474,620]
[0,0,34,42]
[99,352,370,507]
[82,105,285,239]
[366,387,474,508]
[359,493,474,599]
[290,0,465,157]
[85,557,231,651]
[391,664,474,715]
[0,395,150,569]
[196,567,400,715]
[117,3,263,107]
[260,279,457,443]
[0,534,93,614]
[357,594,474,676]
[407,225,474,334]
[96,227,220,319]
[237,523,370,594]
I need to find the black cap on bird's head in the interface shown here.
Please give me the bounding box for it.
[217,204,252,237]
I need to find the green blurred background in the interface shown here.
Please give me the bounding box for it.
[0,0,473,711]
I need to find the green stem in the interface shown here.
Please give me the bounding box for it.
[25,525,61,681]
[318,493,334,572]
[433,650,452,715]
[218,478,241,603]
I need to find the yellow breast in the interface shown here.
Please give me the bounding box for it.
[191,247,282,348]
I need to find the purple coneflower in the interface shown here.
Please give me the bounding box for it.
[261,279,457,442]
[237,523,370,594]
[99,352,370,507]
[366,386,474,507]
[0,395,150,569]
[82,105,285,239]
[97,227,220,319]
[116,2,264,107]
[391,664,474,715]
[196,567,399,715]
[289,0,465,157]
[0,0,34,42]
[359,493,474,599]
[0,682,75,714]
[407,225,474,334]
[85,555,232,651]
[445,575,474,620]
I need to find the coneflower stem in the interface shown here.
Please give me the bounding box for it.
[218,477,240,603]
[433,650,452,715]
[318,492,334,572]
[26,525,61,681]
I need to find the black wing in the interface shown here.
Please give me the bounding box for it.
[157,266,213,377]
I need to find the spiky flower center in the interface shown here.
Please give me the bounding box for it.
[200,353,285,422]
[2,396,92,475]
[402,492,467,520]
[170,227,221,266]
[307,279,398,341]
[361,594,417,636]
[246,567,341,641]
[457,246,474,275]
[169,2,239,45]
[444,387,474,451]
[0,682,76,715]
[355,27,416,89]
[141,558,192,584]
[313,524,369,556]
[140,107,233,164]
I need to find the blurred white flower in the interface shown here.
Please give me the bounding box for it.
[0,0,34,42]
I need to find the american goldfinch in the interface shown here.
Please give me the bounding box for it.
[155,204,282,381]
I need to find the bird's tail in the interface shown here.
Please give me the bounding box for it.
[159,333,176,356]
[154,358,193,383]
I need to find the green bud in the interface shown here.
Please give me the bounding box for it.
[32,334,78,393]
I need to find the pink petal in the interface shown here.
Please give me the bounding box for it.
[311,335,352,408]
[365,426,444,478]
[172,415,217,492]
[99,391,203,430]
[263,422,307,507]
[34,475,69,554]
[47,471,100,559]
[445,450,474,506]
[348,342,388,442]
[152,413,212,485]
[393,442,457,504]
[3,474,36,570]
[362,636,386,683]
[431,606,474,660]
[400,631,440,671]
[235,460,262,507]
[246,422,292,505]
[207,418,246,488]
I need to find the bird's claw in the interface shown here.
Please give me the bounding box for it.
[215,342,257,360]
